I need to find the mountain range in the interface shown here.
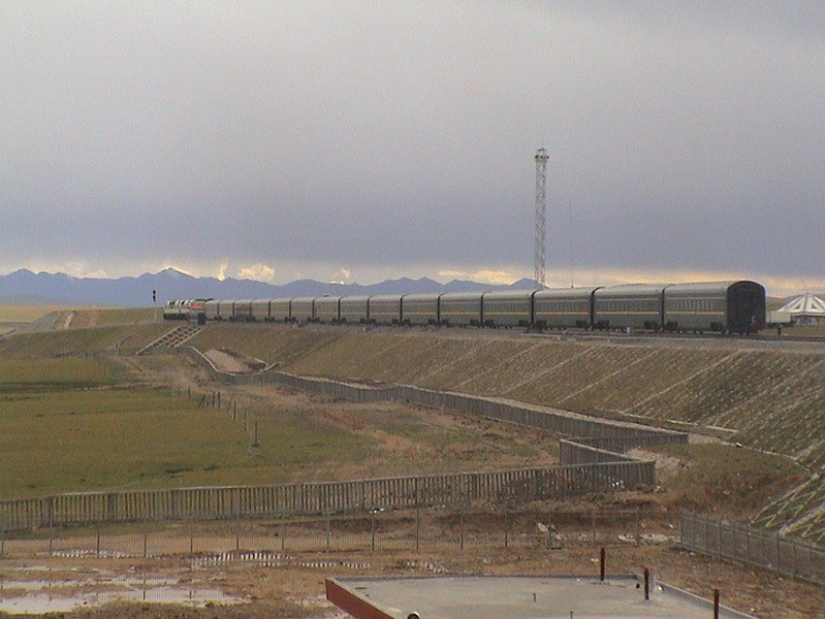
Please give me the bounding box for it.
[0,268,539,307]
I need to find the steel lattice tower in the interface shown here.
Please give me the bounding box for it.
[534,148,549,287]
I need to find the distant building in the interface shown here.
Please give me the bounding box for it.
[775,293,825,326]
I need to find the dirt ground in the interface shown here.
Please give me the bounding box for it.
[2,352,823,618]
[2,535,824,619]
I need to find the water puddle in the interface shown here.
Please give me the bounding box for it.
[0,577,242,614]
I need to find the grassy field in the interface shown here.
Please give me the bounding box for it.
[0,357,113,390]
[0,353,559,500]
[95,307,156,324]
[0,352,798,523]
[1,319,822,542]
[8,321,823,469]
[0,356,384,499]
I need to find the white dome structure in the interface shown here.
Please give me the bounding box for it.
[777,293,825,325]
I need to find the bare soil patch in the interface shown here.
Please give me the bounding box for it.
[204,348,254,373]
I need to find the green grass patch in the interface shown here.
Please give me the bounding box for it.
[96,307,156,325]
[0,386,377,499]
[0,358,112,391]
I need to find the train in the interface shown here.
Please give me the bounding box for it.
[163,280,766,334]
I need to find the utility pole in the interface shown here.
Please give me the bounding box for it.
[534,148,549,287]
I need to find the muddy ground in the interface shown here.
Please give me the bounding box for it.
[2,535,823,619]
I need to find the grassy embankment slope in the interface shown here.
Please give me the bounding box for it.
[0,305,68,335]
[187,324,825,542]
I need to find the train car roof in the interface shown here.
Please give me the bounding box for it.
[595,284,668,296]
[664,281,765,295]
[290,296,316,303]
[368,294,406,301]
[401,293,443,301]
[534,286,601,299]
[339,295,371,302]
[482,289,539,300]
[439,291,489,300]
[314,295,343,302]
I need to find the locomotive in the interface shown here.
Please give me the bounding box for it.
[165,280,765,334]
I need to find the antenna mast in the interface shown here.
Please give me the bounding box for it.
[534,148,549,287]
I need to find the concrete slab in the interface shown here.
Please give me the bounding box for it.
[327,575,758,619]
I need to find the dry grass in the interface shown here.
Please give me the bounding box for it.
[0,305,76,323]
[0,323,171,357]
[3,321,825,543]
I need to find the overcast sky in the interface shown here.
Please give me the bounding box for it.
[2,2,824,295]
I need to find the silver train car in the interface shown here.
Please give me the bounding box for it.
[593,284,667,331]
[533,287,597,330]
[663,281,765,334]
[167,280,765,334]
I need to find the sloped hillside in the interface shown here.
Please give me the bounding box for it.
[232,326,825,543]
[0,323,171,357]
[273,330,825,465]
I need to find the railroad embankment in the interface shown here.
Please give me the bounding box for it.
[186,326,825,464]
[185,324,825,543]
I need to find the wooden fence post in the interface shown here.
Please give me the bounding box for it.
[371,508,376,551]
[460,507,465,550]
[415,506,420,551]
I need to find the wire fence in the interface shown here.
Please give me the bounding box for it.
[681,511,825,586]
[1,506,650,561]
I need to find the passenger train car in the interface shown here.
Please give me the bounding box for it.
[166,281,766,334]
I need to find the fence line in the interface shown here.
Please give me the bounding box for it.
[186,347,688,464]
[0,348,683,532]
[1,462,655,532]
[681,511,825,586]
[0,506,648,560]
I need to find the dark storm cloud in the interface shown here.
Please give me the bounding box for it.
[1,2,823,293]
